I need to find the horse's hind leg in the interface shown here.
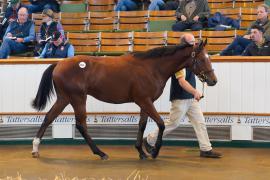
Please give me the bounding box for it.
[71,96,108,160]
[135,110,148,160]
[137,99,165,159]
[32,98,68,158]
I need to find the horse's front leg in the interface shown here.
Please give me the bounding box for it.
[32,99,68,158]
[71,96,108,160]
[137,99,165,159]
[135,110,148,160]
[75,121,108,160]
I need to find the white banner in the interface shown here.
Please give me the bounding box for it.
[0,114,269,126]
[240,116,270,126]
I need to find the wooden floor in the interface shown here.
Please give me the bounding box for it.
[0,145,269,179]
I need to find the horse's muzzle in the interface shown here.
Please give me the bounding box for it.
[207,79,217,86]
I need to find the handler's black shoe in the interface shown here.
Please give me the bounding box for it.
[200,150,222,158]
[143,138,155,154]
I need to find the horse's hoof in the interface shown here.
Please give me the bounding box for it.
[32,152,40,158]
[100,154,109,160]
[151,149,160,159]
[139,154,148,160]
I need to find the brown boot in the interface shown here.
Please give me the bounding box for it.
[200,150,222,158]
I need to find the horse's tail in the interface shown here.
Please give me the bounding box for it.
[32,63,57,111]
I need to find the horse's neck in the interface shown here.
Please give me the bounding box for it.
[155,49,191,80]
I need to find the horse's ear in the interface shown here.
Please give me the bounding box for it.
[203,38,207,47]
[197,39,204,51]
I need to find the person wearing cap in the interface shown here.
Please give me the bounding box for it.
[143,34,222,159]
[0,7,35,59]
[34,8,64,56]
[0,0,25,40]
[26,0,60,13]
[39,31,74,58]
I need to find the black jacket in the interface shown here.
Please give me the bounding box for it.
[242,36,270,56]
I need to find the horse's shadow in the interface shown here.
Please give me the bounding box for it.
[38,156,166,165]
[37,153,200,169]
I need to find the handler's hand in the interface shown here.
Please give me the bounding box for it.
[193,90,202,101]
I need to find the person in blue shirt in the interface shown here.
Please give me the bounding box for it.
[0,0,25,40]
[0,7,35,59]
[39,31,74,58]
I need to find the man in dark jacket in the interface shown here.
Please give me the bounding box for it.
[172,0,210,31]
[220,4,270,56]
[0,7,35,59]
[242,24,270,56]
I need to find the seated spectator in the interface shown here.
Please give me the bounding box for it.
[34,8,64,56]
[172,0,210,31]
[115,0,143,11]
[0,7,35,59]
[208,12,240,31]
[26,0,60,13]
[242,24,270,56]
[220,4,270,56]
[39,31,74,58]
[148,0,179,11]
[0,0,25,40]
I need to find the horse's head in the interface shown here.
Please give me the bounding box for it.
[188,39,217,86]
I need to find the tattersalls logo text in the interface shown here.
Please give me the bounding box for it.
[241,116,270,126]
[205,116,235,124]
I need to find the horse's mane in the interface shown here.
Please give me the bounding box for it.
[132,43,193,60]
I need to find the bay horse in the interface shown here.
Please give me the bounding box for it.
[31,40,217,160]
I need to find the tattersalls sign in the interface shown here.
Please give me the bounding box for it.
[0,113,269,126]
[240,116,270,126]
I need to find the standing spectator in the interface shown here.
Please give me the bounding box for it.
[0,7,35,59]
[148,0,179,11]
[242,24,270,56]
[143,33,221,159]
[39,31,74,58]
[115,0,143,11]
[34,8,64,56]
[220,4,270,56]
[26,0,60,13]
[0,0,24,40]
[172,0,210,31]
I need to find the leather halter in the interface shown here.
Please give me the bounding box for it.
[190,50,214,82]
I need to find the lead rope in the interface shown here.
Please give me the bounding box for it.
[200,82,205,99]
